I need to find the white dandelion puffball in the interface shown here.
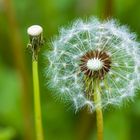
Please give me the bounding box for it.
[46,17,140,112]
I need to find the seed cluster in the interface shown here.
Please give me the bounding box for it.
[80,50,111,79]
[46,17,140,112]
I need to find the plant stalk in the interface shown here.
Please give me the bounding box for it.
[4,1,33,139]
[94,80,103,140]
[32,59,44,140]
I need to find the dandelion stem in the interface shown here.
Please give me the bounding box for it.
[32,59,44,140]
[94,80,103,140]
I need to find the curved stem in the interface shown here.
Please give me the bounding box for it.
[94,80,103,140]
[32,60,44,140]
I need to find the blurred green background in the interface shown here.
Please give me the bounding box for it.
[0,0,140,140]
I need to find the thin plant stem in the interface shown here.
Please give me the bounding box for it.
[104,0,113,19]
[75,108,95,140]
[32,59,44,140]
[4,0,33,140]
[94,80,103,140]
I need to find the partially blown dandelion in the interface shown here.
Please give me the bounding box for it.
[46,18,140,111]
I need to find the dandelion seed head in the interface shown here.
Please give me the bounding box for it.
[46,17,140,112]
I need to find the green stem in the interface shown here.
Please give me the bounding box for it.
[32,60,44,140]
[94,80,103,140]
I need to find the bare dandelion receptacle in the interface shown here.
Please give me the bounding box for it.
[27,25,44,60]
[27,25,44,140]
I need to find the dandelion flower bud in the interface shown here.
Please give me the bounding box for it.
[46,17,140,112]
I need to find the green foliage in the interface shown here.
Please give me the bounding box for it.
[0,59,24,139]
[0,127,16,140]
